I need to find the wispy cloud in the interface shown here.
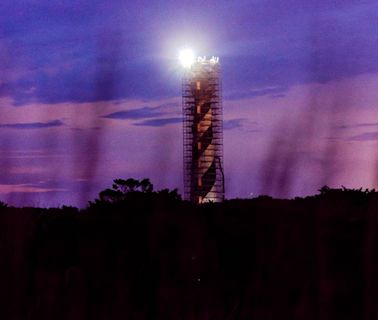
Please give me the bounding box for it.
[349,131,378,141]
[133,117,182,127]
[225,86,288,100]
[103,106,166,120]
[0,120,63,129]
[0,183,66,194]
[337,122,378,129]
[223,118,246,130]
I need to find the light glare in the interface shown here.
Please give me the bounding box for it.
[179,49,195,68]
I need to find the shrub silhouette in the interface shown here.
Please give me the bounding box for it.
[318,185,377,196]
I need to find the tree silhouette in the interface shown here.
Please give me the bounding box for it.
[112,178,153,194]
[92,178,181,205]
[97,178,153,202]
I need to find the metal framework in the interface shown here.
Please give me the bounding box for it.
[182,57,224,204]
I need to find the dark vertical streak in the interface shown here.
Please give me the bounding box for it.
[76,31,121,203]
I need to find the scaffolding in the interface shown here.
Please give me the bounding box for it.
[182,57,224,204]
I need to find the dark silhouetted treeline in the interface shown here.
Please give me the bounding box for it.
[1,181,378,320]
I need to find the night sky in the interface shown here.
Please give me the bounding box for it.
[1,0,378,207]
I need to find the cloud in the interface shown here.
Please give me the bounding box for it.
[223,118,246,130]
[349,131,378,141]
[133,117,182,127]
[337,123,378,129]
[2,1,378,105]
[134,117,248,129]
[103,103,181,124]
[0,184,66,194]
[102,105,168,120]
[0,120,63,129]
[270,94,286,99]
[225,86,288,100]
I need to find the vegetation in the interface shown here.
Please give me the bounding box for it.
[0,181,377,319]
[89,178,181,207]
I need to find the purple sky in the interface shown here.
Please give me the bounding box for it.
[1,0,378,207]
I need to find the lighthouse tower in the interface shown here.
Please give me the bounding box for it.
[182,55,224,204]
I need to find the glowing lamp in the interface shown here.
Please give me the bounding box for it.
[179,48,195,68]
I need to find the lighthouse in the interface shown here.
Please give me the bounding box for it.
[180,51,224,204]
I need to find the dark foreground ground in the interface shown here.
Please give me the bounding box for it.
[1,187,378,320]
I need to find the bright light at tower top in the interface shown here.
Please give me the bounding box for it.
[178,48,219,68]
[179,49,195,68]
